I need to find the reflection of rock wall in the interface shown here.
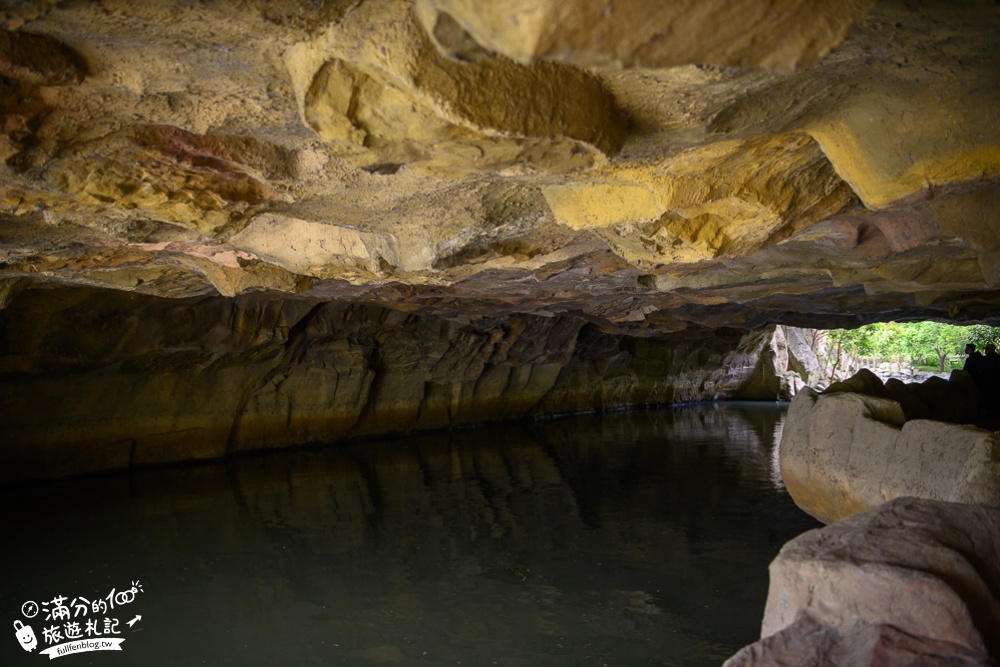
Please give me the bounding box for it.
[724,497,1000,666]
[1,287,795,481]
[779,371,1000,524]
[5,404,812,664]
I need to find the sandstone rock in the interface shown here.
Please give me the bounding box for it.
[0,287,793,482]
[43,125,286,236]
[542,133,858,268]
[724,497,1000,666]
[782,326,825,387]
[725,325,788,400]
[295,0,627,165]
[780,374,1000,524]
[726,613,991,667]
[0,0,998,330]
[2,0,1000,479]
[0,29,86,85]
[822,367,889,398]
[229,213,401,277]
[415,0,875,70]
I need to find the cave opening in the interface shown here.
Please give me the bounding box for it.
[785,321,1000,432]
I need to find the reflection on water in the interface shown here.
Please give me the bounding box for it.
[2,402,818,666]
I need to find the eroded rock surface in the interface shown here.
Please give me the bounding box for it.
[779,370,1000,523]
[415,0,875,70]
[724,497,1000,666]
[2,1,1000,474]
[0,287,810,481]
[0,0,998,330]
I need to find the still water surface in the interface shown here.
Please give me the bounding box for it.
[2,402,819,666]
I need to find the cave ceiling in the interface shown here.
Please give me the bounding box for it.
[2,0,999,334]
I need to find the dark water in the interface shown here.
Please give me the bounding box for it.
[2,402,819,667]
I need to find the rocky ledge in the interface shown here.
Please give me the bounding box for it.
[779,369,1000,524]
[724,497,1000,666]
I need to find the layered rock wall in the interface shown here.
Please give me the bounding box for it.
[0,287,796,482]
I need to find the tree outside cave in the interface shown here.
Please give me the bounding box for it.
[808,322,1000,384]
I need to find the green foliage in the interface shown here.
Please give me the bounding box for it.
[825,322,1000,372]
[964,324,1000,350]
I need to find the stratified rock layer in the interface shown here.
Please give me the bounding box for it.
[724,497,1000,666]
[0,287,805,482]
[779,370,1000,524]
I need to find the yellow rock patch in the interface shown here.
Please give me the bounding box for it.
[543,133,856,266]
[230,214,400,278]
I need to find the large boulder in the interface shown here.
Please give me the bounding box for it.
[779,373,1000,524]
[724,497,1000,666]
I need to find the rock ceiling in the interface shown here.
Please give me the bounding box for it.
[2,0,999,333]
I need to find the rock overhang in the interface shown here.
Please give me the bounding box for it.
[0,0,999,333]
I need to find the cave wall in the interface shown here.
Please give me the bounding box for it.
[0,287,788,481]
[3,0,1000,482]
